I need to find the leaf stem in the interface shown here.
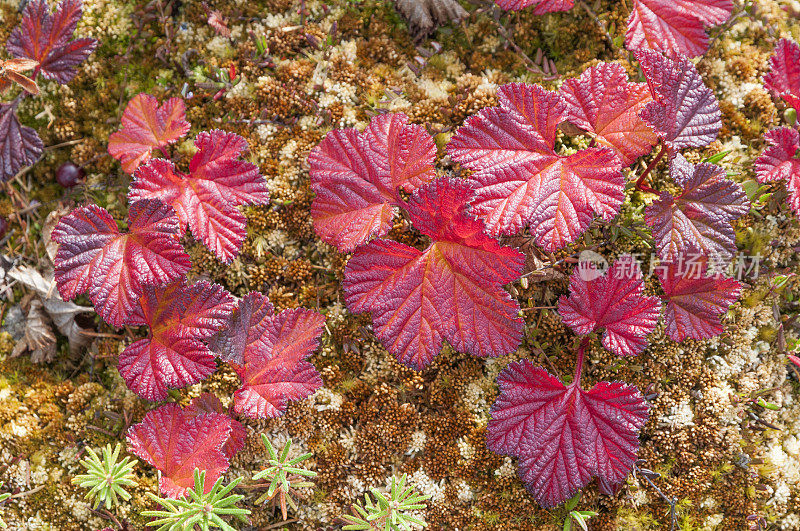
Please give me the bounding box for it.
[578,1,614,47]
[574,336,591,384]
[634,462,678,531]
[635,143,665,193]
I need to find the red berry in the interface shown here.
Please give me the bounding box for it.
[56,162,84,188]
[0,216,7,239]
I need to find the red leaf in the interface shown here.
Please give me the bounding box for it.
[755,127,800,215]
[0,102,43,182]
[108,94,190,174]
[309,112,436,252]
[6,0,97,84]
[118,280,235,400]
[638,51,721,151]
[129,130,269,262]
[625,0,732,57]
[657,262,741,341]
[119,339,216,401]
[127,403,232,498]
[51,200,191,327]
[559,62,658,167]
[789,355,800,369]
[487,360,648,508]
[494,0,573,13]
[343,177,524,369]
[764,39,800,110]
[645,154,749,262]
[209,293,326,418]
[186,393,246,460]
[447,83,624,251]
[558,256,661,357]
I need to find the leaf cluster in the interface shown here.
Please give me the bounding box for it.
[142,469,250,531]
[341,474,431,531]
[252,435,317,520]
[71,443,138,510]
[1,0,97,181]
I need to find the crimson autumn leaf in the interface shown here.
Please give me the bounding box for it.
[638,51,722,151]
[308,112,436,252]
[494,0,572,13]
[108,94,191,174]
[117,280,235,401]
[6,0,97,84]
[625,0,732,57]
[186,393,246,460]
[209,293,325,418]
[558,255,660,357]
[657,261,741,342]
[755,127,800,215]
[0,101,43,182]
[51,199,191,327]
[343,177,524,370]
[559,62,658,166]
[645,154,749,262]
[129,129,269,262]
[447,83,624,251]
[127,403,234,498]
[764,39,800,110]
[487,359,649,508]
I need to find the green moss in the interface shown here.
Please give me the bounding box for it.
[615,506,660,530]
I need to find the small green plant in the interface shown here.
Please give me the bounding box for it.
[71,443,137,510]
[341,474,431,531]
[142,469,250,531]
[562,492,598,531]
[252,435,317,520]
[0,482,11,529]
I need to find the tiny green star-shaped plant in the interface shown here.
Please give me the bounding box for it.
[341,474,431,531]
[0,482,11,529]
[252,434,317,520]
[142,468,250,531]
[71,443,138,510]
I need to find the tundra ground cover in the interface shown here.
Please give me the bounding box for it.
[0,0,799,529]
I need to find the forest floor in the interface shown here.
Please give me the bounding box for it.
[1,0,800,529]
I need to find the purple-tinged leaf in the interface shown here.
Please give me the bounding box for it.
[559,255,661,357]
[645,154,749,261]
[625,0,732,58]
[118,280,235,401]
[755,127,800,215]
[343,177,524,369]
[657,261,741,341]
[209,293,326,418]
[447,83,624,251]
[51,200,191,327]
[764,39,800,110]
[487,360,648,508]
[638,51,721,151]
[309,112,436,252]
[0,102,43,182]
[6,0,98,84]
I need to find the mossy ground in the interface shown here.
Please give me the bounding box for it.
[1,0,800,529]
